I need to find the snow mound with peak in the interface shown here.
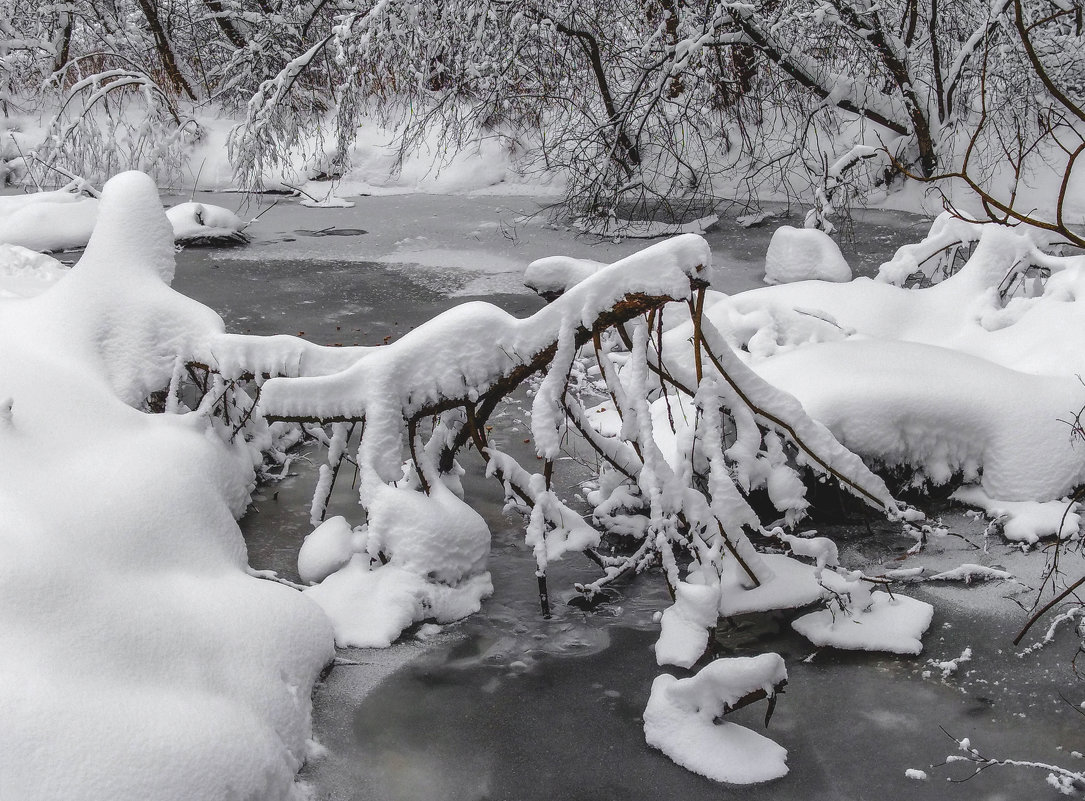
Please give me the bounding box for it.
[0,171,333,801]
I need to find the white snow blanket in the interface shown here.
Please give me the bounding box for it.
[0,172,333,801]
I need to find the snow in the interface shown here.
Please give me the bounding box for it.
[930,646,973,678]
[0,243,69,298]
[524,254,608,299]
[0,172,333,800]
[298,516,359,585]
[791,590,935,655]
[672,219,1085,507]
[166,201,247,242]
[763,225,852,284]
[643,655,789,784]
[951,486,1081,543]
[0,188,246,251]
[654,581,721,668]
[303,557,493,649]
[0,186,98,251]
[752,339,1085,500]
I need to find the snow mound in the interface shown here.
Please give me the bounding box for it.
[655,581,721,668]
[167,201,248,242]
[754,339,1085,500]
[0,187,99,251]
[644,655,788,784]
[304,558,494,648]
[303,482,492,648]
[524,254,608,299]
[0,171,334,800]
[764,226,852,284]
[298,515,359,584]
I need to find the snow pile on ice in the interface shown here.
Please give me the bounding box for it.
[950,486,1081,543]
[0,187,246,251]
[298,515,360,584]
[655,581,721,668]
[644,655,788,783]
[302,482,493,648]
[0,172,333,800]
[166,201,248,242]
[524,254,607,299]
[792,574,934,655]
[763,225,852,284]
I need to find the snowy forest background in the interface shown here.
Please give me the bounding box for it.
[5,0,1085,232]
[3,1,1085,800]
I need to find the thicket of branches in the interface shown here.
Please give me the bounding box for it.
[3,0,1085,230]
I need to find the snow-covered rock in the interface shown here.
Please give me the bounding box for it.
[764,225,852,284]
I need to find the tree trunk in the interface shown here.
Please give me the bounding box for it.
[136,0,197,100]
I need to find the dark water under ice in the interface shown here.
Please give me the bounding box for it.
[171,197,1084,801]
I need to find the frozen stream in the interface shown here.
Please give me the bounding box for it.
[169,193,1084,801]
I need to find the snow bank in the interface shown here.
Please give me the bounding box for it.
[764,225,852,284]
[0,187,98,251]
[0,172,333,800]
[644,655,789,784]
[951,486,1081,543]
[671,219,1085,510]
[753,340,1085,500]
[0,189,246,251]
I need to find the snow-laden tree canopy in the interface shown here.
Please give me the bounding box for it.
[5,0,1085,231]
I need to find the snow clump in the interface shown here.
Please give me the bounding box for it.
[764,225,852,284]
[644,654,789,783]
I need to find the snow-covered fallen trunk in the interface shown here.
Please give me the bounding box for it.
[0,172,333,801]
[250,235,715,648]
